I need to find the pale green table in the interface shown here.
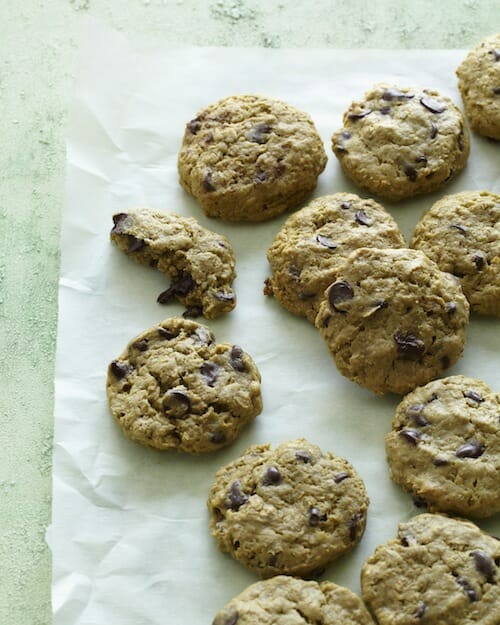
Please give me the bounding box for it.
[1,1,498,622]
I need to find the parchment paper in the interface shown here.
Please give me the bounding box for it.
[50,18,500,625]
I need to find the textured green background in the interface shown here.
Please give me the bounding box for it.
[0,1,498,623]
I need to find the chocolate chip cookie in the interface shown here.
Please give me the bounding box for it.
[361,513,500,625]
[331,84,470,201]
[106,318,262,454]
[457,34,500,140]
[264,193,406,323]
[315,247,469,395]
[410,190,500,317]
[177,94,327,222]
[212,575,375,625]
[386,375,500,518]
[207,438,369,578]
[110,208,236,319]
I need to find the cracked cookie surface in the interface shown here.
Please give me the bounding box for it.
[331,84,470,201]
[410,190,500,317]
[207,438,369,578]
[386,375,500,518]
[457,33,500,140]
[315,247,469,395]
[361,513,500,625]
[212,575,375,625]
[106,318,262,454]
[110,208,236,319]
[264,193,406,323]
[178,94,327,222]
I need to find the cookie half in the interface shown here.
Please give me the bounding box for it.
[111,208,236,319]
[361,513,500,625]
[178,94,327,222]
[315,247,469,395]
[212,575,375,625]
[331,84,469,201]
[410,190,500,317]
[264,193,406,323]
[207,438,369,578]
[106,318,262,453]
[457,33,500,140]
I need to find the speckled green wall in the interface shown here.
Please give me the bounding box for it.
[0,1,498,623]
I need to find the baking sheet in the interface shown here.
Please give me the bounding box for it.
[50,18,500,625]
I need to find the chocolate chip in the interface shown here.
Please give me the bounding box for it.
[214,291,235,302]
[355,209,371,226]
[334,471,350,483]
[183,305,202,318]
[361,299,387,318]
[401,535,413,547]
[430,122,438,139]
[157,275,195,304]
[491,49,500,61]
[202,170,215,192]
[187,118,201,134]
[415,602,426,619]
[493,87,500,95]
[348,512,364,540]
[228,480,248,511]
[222,612,239,625]
[229,345,246,372]
[379,106,391,115]
[163,390,191,417]
[246,122,272,144]
[455,440,485,458]
[210,431,226,445]
[316,234,337,249]
[340,201,351,210]
[446,301,457,315]
[267,554,278,568]
[450,223,467,236]
[347,108,372,120]
[126,235,146,254]
[111,212,129,234]
[403,164,418,182]
[157,327,178,340]
[200,361,219,386]
[399,429,422,445]
[328,280,354,312]
[472,253,486,270]
[407,404,430,427]
[194,327,214,345]
[295,450,313,463]
[415,155,428,165]
[393,332,425,360]
[433,457,449,466]
[463,390,485,403]
[420,97,446,114]
[262,466,281,486]
[471,550,496,582]
[382,88,414,101]
[110,360,132,380]
[342,131,351,139]
[132,339,148,352]
[308,507,322,527]
[455,576,478,602]
[254,171,267,183]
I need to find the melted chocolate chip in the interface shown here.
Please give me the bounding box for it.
[132,339,148,352]
[348,512,364,540]
[455,440,485,459]
[455,576,478,602]
[126,235,146,254]
[347,108,372,120]
[340,201,351,210]
[430,122,438,139]
[163,390,191,417]
[229,345,246,372]
[308,507,322,527]
[316,234,337,249]
[471,550,496,582]
[202,170,215,192]
[263,466,281,486]
[247,122,272,144]
[355,209,371,226]
[399,429,422,446]
[420,97,446,114]
[415,602,426,619]
[334,471,350,483]
[463,390,485,403]
[403,164,418,182]
[446,301,457,315]
[295,450,313,463]
[393,332,425,360]
[111,212,129,234]
[157,327,178,340]
[254,171,267,183]
[187,118,201,134]
[157,275,195,304]
[228,480,248,511]
[110,360,132,380]
[472,253,486,270]
[200,361,219,386]
[450,223,467,236]
[214,291,235,302]
[382,88,414,101]
[328,280,354,312]
[210,431,226,445]
[433,457,449,466]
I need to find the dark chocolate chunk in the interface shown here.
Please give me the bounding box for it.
[455,440,485,459]
[163,390,191,417]
[187,118,201,134]
[308,507,322,527]
[202,170,215,192]
[247,122,272,144]
[455,576,478,602]
[126,235,146,254]
[334,471,350,483]
[110,360,132,380]
[340,201,351,210]
[200,361,219,386]
[157,326,178,340]
[157,275,195,304]
[493,87,500,95]
[228,480,248,511]
[399,429,423,446]
[348,512,364,541]
[210,431,226,445]
[403,164,418,182]
[132,339,148,352]
[420,97,446,114]
[111,212,129,234]
[463,390,485,403]
[381,88,414,101]
[430,122,438,139]
[472,253,486,270]
[433,457,449,466]
[328,280,354,312]
[354,209,371,226]
[393,332,425,360]
[446,301,457,315]
[471,550,496,582]
[295,450,313,463]
[254,171,267,183]
[229,345,246,372]
[316,234,337,249]
[415,602,426,619]
[214,291,235,302]
[347,108,372,120]
[262,466,281,486]
[450,223,467,236]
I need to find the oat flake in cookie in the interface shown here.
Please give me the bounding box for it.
[207,438,369,578]
[361,513,500,625]
[212,575,375,625]
[178,94,327,222]
[411,190,500,317]
[457,33,500,140]
[331,84,470,202]
[110,208,236,319]
[264,192,406,323]
[106,318,262,454]
[386,375,500,518]
[315,248,469,395]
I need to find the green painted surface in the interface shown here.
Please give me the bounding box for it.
[0,1,498,622]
